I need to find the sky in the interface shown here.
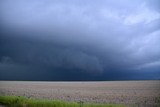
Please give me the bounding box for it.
[0,0,160,80]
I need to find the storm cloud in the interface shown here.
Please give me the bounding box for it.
[0,0,160,80]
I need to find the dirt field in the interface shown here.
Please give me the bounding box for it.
[0,81,160,107]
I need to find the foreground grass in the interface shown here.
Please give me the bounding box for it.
[0,95,125,107]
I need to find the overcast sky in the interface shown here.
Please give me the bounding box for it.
[0,0,160,80]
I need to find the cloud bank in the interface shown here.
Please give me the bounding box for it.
[0,0,160,80]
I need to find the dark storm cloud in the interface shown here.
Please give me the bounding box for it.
[0,0,160,80]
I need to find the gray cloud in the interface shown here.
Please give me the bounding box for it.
[0,0,160,80]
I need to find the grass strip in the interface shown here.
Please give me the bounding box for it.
[0,95,125,107]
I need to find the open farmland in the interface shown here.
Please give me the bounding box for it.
[0,81,160,107]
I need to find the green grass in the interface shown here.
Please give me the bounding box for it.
[0,95,125,107]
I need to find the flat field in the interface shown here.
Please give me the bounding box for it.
[0,81,160,106]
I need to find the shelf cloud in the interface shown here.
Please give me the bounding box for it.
[0,0,160,80]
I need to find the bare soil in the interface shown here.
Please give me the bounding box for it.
[0,81,160,107]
